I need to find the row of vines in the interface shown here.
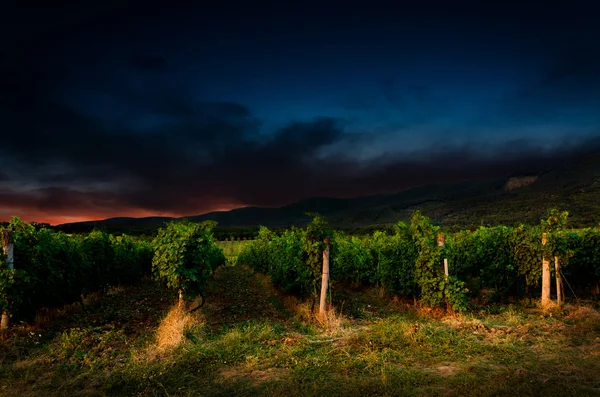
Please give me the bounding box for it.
[2,208,599,320]
[238,210,600,311]
[0,218,225,324]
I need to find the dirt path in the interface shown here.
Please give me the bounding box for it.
[201,265,292,330]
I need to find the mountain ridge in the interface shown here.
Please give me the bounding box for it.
[54,150,600,234]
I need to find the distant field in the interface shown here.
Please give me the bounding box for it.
[217,239,253,260]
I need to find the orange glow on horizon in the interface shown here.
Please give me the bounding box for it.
[0,203,248,226]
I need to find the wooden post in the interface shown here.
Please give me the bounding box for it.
[555,256,562,306]
[2,230,14,271]
[319,237,330,318]
[1,229,15,329]
[437,234,448,278]
[178,289,184,310]
[541,233,551,309]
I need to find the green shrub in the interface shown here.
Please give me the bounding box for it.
[152,220,225,299]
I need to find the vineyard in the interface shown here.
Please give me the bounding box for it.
[238,210,600,311]
[0,218,225,327]
[1,211,600,396]
[2,209,600,326]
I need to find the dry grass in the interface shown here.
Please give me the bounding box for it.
[132,304,202,364]
[283,295,313,322]
[155,305,196,351]
[282,293,349,334]
[564,304,600,323]
[315,305,350,336]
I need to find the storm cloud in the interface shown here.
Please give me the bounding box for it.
[1,0,599,224]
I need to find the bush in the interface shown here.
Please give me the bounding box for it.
[152,220,225,299]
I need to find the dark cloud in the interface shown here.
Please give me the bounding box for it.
[523,44,600,100]
[132,54,169,72]
[1,46,598,223]
[0,56,351,216]
[474,40,600,128]
[2,87,596,223]
[2,1,600,223]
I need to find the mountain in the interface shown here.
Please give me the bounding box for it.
[56,151,600,234]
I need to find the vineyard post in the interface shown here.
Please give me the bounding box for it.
[1,229,14,329]
[319,237,330,318]
[178,289,184,310]
[555,256,562,306]
[437,234,448,278]
[541,233,551,309]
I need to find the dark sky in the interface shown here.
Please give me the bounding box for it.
[1,1,599,224]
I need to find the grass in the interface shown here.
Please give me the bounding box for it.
[1,265,600,396]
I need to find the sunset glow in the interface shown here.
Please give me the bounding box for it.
[1,2,598,225]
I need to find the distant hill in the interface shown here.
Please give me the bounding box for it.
[56,150,600,234]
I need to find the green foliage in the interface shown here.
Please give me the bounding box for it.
[509,224,543,288]
[303,213,335,289]
[110,234,154,282]
[332,232,375,285]
[1,216,153,320]
[562,227,600,292]
[368,224,417,295]
[237,226,273,274]
[0,259,28,313]
[237,208,600,311]
[443,276,470,311]
[410,211,469,310]
[238,215,334,299]
[152,220,225,299]
[267,228,308,295]
[542,209,571,260]
[446,226,519,299]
